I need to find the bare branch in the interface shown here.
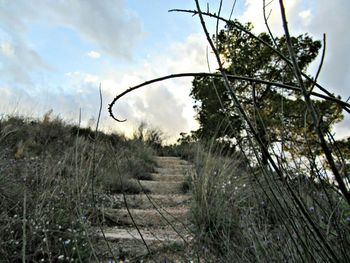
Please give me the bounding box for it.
[108,72,350,122]
[263,0,278,47]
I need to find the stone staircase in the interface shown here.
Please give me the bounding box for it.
[96,156,194,262]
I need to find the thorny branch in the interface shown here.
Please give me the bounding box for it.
[108,72,350,122]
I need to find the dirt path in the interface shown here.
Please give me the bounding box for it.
[96,156,194,262]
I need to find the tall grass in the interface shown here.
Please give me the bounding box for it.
[0,114,156,262]
[185,141,350,262]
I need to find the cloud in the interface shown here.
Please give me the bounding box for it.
[0,41,14,57]
[240,0,309,35]
[298,10,312,27]
[2,0,347,142]
[0,0,143,61]
[46,0,143,60]
[305,0,350,97]
[48,34,208,141]
[0,39,50,86]
[0,0,143,91]
[87,51,101,59]
[106,34,212,140]
[65,72,99,85]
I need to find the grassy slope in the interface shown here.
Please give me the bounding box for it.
[1,114,349,262]
[0,115,156,262]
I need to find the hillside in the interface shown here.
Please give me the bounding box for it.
[1,114,350,262]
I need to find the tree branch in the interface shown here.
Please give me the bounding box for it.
[108,72,350,122]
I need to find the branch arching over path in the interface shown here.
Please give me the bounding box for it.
[108,72,350,122]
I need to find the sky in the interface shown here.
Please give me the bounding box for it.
[0,0,349,143]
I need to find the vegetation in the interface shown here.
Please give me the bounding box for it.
[107,1,350,261]
[0,113,156,262]
[2,1,350,262]
[183,142,350,262]
[177,8,350,263]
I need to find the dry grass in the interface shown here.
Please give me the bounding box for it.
[0,115,156,262]
[183,142,350,262]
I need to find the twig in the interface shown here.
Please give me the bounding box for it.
[215,0,223,48]
[91,83,103,205]
[278,0,343,260]
[263,0,278,47]
[309,33,326,95]
[228,0,237,21]
[113,153,151,255]
[195,0,339,261]
[279,0,350,209]
[91,84,113,262]
[22,170,27,263]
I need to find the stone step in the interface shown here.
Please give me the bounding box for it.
[137,180,185,195]
[156,163,193,170]
[154,166,192,175]
[109,194,191,209]
[155,156,190,166]
[102,207,189,227]
[96,226,190,260]
[98,226,189,243]
[97,156,193,261]
[150,173,185,181]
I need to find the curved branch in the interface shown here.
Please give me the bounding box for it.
[108,72,350,122]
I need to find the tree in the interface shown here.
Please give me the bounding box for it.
[190,21,343,163]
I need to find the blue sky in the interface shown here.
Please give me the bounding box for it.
[0,0,349,142]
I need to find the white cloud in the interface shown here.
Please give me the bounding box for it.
[87,50,101,59]
[71,34,211,141]
[0,0,143,61]
[0,41,14,57]
[0,0,143,90]
[66,72,99,84]
[240,0,312,35]
[1,0,348,142]
[80,33,214,141]
[0,39,50,85]
[298,10,312,26]
[0,33,207,142]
